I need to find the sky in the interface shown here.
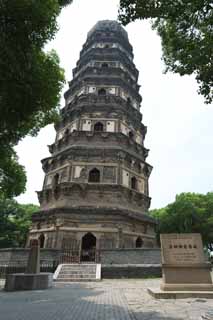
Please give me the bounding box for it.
[16,0,213,209]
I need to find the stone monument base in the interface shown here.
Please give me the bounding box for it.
[4,273,53,291]
[147,287,213,299]
[160,263,213,292]
[160,283,213,291]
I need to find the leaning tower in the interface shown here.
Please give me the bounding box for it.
[28,20,156,253]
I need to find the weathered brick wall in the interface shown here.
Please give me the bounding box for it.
[102,265,162,278]
[100,248,161,265]
[0,248,161,265]
[0,248,60,264]
[0,248,162,278]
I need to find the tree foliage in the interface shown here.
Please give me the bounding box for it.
[0,0,72,198]
[119,0,213,104]
[150,192,213,250]
[0,198,39,248]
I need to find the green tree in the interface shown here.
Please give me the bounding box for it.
[119,0,213,104]
[150,192,213,250]
[0,0,73,198]
[0,198,39,248]
[0,146,27,199]
[11,203,39,247]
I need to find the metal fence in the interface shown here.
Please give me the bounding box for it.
[59,249,101,264]
[0,250,101,279]
[0,260,58,279]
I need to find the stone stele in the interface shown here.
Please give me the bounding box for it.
[4,240,53,291]
[148,233,213,299]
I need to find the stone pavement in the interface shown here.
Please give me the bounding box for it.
[0,278,212,320]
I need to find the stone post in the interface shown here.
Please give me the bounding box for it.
[26,239,40,274]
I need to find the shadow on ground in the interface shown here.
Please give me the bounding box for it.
[0,280,191,320]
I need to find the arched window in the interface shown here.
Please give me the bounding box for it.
[131,176,137,190]
[53,173,59,186]
[94,122,104,132]
[136,237,143,248]
[64,128,69,135]
[137,163,142,173]
[98,88,106,95]
[39,234,45,248]
[102,63,109,68]
[89,168,100,183]
[129,131,134,139]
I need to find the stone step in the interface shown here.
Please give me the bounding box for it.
[55,278,100,282]
[61,265,96,268]
[61,269,96,272]
[60,267,96,270]
[53,264,101,282]
[61,267,96,270]
[58,274,96,278]
[59,271,97,275]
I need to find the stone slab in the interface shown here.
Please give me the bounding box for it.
[4,273,53,291]
[147,287,213,299]
[160,233,213,291]
[161,233,205,265]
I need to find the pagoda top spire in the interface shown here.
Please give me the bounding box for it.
[87,20,129,41]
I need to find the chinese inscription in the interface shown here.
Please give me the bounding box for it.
[160,234,205,265]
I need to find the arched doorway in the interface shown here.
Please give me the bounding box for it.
[39,234,45,248]
[102,63,109,68]
[89,168,100,183]
[81,233,97,262]
[131,176,137,190]
[98,88,106,95]
[94,122,104,132]
[136,236,143,248]
[127,97,131,104]
[129,131,134,139]
[52,173,59,187]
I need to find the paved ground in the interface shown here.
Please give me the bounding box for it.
[0,279,212,320]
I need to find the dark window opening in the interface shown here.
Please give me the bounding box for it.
[89,168,100,183]
[137,163,142,173]
[53,173,59,186]
[94,122,104,132]
[136,237,143,248]
[102,63,109,68]
[129,131,134,139]
[98,88,106,95]
[131,177,137,190]
[39,234,45,248]
[127,97,131,104]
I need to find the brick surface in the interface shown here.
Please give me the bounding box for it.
[0,278,213,319]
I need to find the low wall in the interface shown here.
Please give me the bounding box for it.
[100,248,161,265]
[0,248,161,265]
[102,264,162,278]
[0,248,162,279]
[100,249,162,278]
[0,248,60,264]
